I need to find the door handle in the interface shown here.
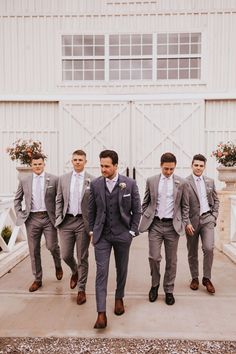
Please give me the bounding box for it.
[126,167,129,177]
[133,167,136,180]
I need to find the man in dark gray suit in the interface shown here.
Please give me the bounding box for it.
[14,153,63,292]
[55,149,94,305]
[139,152,189,306]
[89,150,141,329]
[185,154,219,294]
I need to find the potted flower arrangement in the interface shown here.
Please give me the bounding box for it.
[212,141,236,190]
[6,139,47,166]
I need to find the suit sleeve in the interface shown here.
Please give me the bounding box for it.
[55,177,64,221]
[141,178,151,213]
[14,180,24,217]
[130,180,142,235]
[88,181,97,232]
[181,180,190,226]
[211,181,219,220]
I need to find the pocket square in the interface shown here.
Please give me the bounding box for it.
[47,186,53,189]
[123,194,131,197]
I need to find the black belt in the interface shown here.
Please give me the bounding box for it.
[66,213,82,217]
[201,211,211,217]
[30,211,48,216]
[155,216,173,222]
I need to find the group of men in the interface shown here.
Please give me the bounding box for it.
[14,149,219,329]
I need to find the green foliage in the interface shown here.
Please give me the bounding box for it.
[1,225,12,244]
[212,141,236,167]
[6,139,47,166]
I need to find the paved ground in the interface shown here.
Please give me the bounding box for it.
[0,234,236,352]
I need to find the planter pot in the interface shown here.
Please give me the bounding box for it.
[16,166,32,179]
[217,166,236,191]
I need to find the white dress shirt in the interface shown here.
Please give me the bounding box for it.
[106,173,118,193]
[68,170,84,215]
[156,174,174,218]
[31,172,46,212]
[193,174,210,215]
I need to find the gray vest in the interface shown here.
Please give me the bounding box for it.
[103,183,127,236]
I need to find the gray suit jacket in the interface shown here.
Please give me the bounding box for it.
[55,171,94,232]
[186,174,219,229]
[14,172,58,226]
[139,174,189,236]
[88,174,142,245]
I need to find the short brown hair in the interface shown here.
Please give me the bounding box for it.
[160,152,177,165]
[72,149,86,157]
[192,154,207,165]
[31,153,46,161]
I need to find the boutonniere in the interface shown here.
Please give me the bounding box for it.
[86,178,91,185]
[175,180,180,185]
[119,182,126,190]
[46,177,50,183]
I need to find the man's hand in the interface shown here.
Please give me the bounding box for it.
[186,224,195,236]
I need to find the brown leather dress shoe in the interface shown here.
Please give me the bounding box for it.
[94,312,107,329]
[70,271,78,289]
[56,266,63,280]
[29,281,42,292]
[190,278,199,290]
[114,298,125,316]
[77,291,86,305]
[202,277,215,294]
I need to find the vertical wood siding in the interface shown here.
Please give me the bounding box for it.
[0,102,58,195]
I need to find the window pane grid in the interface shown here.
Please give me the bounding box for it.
[156,32,201,80]
[61,32,201,82]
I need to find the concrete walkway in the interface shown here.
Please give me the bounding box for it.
[0,234,236,340]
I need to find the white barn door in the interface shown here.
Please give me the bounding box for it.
[59,100,204,196]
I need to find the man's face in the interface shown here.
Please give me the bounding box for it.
[192,159,205,176]
[161,162,176,178]
[31,158,45,175]
[72,154,87,173]
[100,157,118,179]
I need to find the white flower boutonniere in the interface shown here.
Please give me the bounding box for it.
[86,178,91,185]
[175,180,180,184]
[119,182,126,190]
[46,177,50,182]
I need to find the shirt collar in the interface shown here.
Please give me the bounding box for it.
[161,173,173,181]
[193,174,202,182]
[33,172,45,179]
[73,170,85,178]
[106,173,119,183]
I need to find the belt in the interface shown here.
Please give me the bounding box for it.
[155,216,173,222]
[30,211,48,216]
[66,213,82,217]
[201,211,211,217]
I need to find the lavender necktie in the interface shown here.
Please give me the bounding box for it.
[158,177,168,219]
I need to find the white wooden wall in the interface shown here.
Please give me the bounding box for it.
[0,3,236,93]
[1,99,236,196]
[0,102,59,195]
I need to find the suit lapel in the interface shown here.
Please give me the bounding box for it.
[44,173,49,196]
[118,175,126,205]
[81,171,90,200]
[28,174,33,198]
[65,172,73,203]
[189,175,199,200]
[153,175,160,203]
[99,177,106,207]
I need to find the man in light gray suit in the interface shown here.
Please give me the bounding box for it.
[55,149,94,305]
[185,154,219,294]
[89,150,141,329]
[14,153,63,292]
[139,152,189,305]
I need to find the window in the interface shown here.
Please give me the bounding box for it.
[109,34,152,80]
[62,35,105,81]
[61,32,201,82]
[157,33,201,80]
